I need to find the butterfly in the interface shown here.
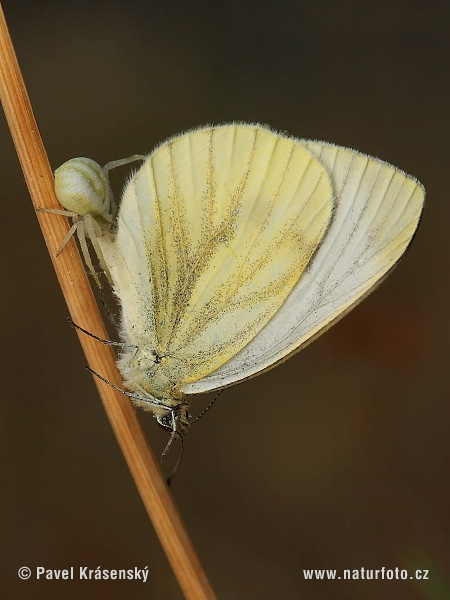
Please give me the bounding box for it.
[53,123,425,436]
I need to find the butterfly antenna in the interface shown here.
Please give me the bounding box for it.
[190,389,224,425]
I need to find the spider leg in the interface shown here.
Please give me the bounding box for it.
[76,220,101,287]
[84,215,112,283]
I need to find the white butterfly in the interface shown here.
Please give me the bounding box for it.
[54,123,424,435]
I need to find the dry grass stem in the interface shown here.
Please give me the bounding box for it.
[0,5,216,599]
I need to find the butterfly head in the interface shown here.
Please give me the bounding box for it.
[156,406,190,436]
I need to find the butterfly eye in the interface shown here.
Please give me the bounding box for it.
[156,413,173,431]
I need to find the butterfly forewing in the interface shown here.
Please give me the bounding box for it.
[100,125,334,396]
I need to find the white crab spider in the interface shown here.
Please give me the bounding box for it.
[42,155,145,286]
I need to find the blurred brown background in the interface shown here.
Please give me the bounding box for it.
[1,1,449,598]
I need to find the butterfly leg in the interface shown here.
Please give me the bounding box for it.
[67,316,135,350]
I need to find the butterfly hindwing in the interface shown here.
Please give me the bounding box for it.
[184,137,424,394]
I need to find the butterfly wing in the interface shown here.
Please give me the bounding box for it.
[185,139,425,394]
[100,125,334,397]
